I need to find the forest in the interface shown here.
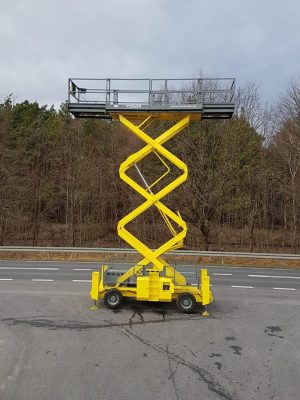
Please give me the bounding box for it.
[0,81,299,252]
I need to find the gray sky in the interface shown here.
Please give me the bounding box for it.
[1,0,299,107]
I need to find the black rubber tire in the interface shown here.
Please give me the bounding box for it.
[104,289,123,309]
[176,293,196,313]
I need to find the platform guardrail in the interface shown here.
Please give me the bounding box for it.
[68,78,235,106]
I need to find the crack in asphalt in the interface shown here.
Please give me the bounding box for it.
[123,327,235,400]
[129,311,144,329]
[2,314,233,398]
[183,344,197,358]
[166,343,180,400]
[1,314,203,331]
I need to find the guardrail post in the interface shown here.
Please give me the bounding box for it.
[149,79,152,108]
[164,79,168,106]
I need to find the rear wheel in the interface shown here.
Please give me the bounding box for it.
[176,293,196,313]
[104,289,123,309]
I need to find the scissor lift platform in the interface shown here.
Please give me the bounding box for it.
[67,78,235,120]
[67,77,235,314]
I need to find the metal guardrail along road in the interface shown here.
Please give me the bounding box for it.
[0,246,299,260]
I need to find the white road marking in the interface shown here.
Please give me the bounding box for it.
[248,274,300,279]
[0,260,297,272]
[0,260,99,265]
[0,278,13,281]
[32,279,54,282]
[191,283,213,287]
[231,285,253,289]
[184,265,297,271]
[213,272,232,276]
[0,267,59,270]
[204,265,299,272]
[72,279,91,283]
[72,268,92,271]
[273,287,296,291]
[181,271,218,276]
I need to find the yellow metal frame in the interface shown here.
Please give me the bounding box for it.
[91,113,213,313]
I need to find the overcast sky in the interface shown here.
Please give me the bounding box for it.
[1,0,299,107]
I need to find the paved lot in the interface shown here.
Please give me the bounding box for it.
[0,277,299,400]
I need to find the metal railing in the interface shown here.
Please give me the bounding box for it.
[0,246,299,260]
[68,78,235,109]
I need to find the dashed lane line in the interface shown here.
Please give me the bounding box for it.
[213,273,232,276]
[231,285,253,289]
[248,274,300,279]
[0,260,298,273]
[72,268,92,271]
[0,278,298,291]
[32,279,54,282]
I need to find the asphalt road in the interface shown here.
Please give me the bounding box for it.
[0,261,300,400]
[0,260,299,291]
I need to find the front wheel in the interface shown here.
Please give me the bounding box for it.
[104,289,123,309]
[176,293,196,313]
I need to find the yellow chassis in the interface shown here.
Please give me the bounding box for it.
[91,266,212,305]
[90,113,213,314]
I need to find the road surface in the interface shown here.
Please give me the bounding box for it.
[0,260,299,290]
[0,260,299,400]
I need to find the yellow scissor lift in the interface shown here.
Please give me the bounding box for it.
[68,78,235,314]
